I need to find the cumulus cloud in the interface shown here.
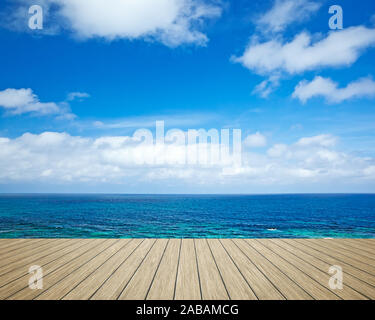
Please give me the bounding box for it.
[266,135,338,166]
[8,0,222,47]
[244,132,267,147]
[233,26,375,75]
[293,76,375,103]
[0,88,69,116]
[267,144,288,158]
[0,131,236,183]
[260,135,350,180]
[0,88,78,119]
[233,24,375,98]
[294,134,337,148]
[1,131,374,190]
[256,0,321,34]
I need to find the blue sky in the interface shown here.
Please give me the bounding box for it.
[0,0,375,193]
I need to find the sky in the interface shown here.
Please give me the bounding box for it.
[0,0,375,193]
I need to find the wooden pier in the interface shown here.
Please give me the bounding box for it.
[0,239,374,300]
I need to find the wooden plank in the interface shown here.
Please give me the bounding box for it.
[7,240,111,300]
[147,239,180,300]
[355,239,375,247]
[0,239,61,266]
[284,240,375,287]
[174,239,201,300]
[0,239,95,291]
[233,239,312,300]
[313,240,375,264]
[338,239,375,252]
[246,240,339,300]
[336,239,375,256]
[220,239,284,300]
[207,239,257,300]
[259,239,367,300]
[299,240,375,276]
[274,239,375,299]
[0,239,21,250]
[195,239,229,300]
[35,240,123,300]
[351,240,375,253]
[0,239,28,250]
[0,239,41,254]
[63,239,142,300]
[119,239,169,300]
[91,239,156,300]
[1,239,105,300]
[0,240,74,276]
[0,239,374,300]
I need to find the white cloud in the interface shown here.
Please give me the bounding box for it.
[90,113,218,129]
[267,143,288,157]
[1,132,375,191]
[0,88,35,108]
[252,75,280,98]
[233,26,375,75]
[0,131,232,183]
[67,92,90,101]
[262,136,349,177]
[256,0,321,33]
[267,135,337,160]
[0,88,66,116]
[244,132,267,147]
[10,0,222,47]
[293,76,375,103]
[295,134,337,147]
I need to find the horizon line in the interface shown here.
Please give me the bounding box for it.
[1,192,375,196]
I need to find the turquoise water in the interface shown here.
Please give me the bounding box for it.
[0,194,374,238]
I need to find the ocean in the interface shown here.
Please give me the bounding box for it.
[0,194,374,238]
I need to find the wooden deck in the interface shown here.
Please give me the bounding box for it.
[0,239,374,300]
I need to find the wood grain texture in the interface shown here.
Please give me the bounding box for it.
[259,239,367,300]
[233,239,312,300]
[174,239,201,300]
[118,239,169,300]
[207,239,257,300]
[0,239,373,300]
[147,239,180,300]
[195,239,229,300]
[334,239,375,256]
[220,239,285,300]
[0,239,101,300]
[91,239,156,300]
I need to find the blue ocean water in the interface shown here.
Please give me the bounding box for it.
[0,194,374,238]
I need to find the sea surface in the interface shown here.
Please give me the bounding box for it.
[0,194,374,238]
